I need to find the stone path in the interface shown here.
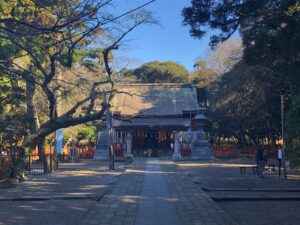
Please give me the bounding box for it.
[81,158,237,225]
[163,160,237,225]
[80,160,145,225]
[135,159,181,225]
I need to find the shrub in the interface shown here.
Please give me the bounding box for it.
[286,95,300,167]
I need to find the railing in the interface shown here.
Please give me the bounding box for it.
[25,154,58,175]
[25,155,44,175]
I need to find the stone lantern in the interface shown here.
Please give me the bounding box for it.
[191,112,212,160]
[125,132,133,159]
[172,132,182,161]
[194,113,207,130]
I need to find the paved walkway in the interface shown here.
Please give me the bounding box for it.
[135,159,181,225]
[81,158,237,225]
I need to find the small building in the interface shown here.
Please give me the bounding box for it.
[94,83,211,160]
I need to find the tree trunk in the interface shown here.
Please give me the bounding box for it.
[24,106,107,148]
[25,75,37,134]
[37,137,45,161]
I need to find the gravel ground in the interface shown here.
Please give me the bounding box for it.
[176,158,300,225]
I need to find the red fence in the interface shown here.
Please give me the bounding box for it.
[77,146,95,159]
[180,143,191,157]
[212,145,279,158]
[211,146,239,157]
[112,143,126,157]
[244,146,256,158]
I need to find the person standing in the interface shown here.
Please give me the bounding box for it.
[256,145,266,178]
[277,145,283,177]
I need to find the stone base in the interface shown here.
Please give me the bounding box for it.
[191,155,212,160]
[124,153,134,164]
[124,153,133,159]
[93,144,109,160]
[172,153,182,161]
[191,145,212,160]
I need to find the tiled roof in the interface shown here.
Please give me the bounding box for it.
[111,83,200,116]
[112,118,191,127]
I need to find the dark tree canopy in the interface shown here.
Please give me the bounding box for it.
[182,0,300,89]
[208,61,281,146]
[183,1,300,158]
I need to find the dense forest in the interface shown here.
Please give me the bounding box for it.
[182,0,300,165]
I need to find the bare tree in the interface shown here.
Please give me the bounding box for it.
[0,0,157,150]
[206,37,243,77]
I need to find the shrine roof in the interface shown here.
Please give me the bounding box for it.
[112,117,191,127]
[111,83,201,116]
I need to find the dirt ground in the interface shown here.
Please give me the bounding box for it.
[176,158,300,225]
[0,160,124,225]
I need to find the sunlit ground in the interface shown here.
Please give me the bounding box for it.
[177,162,257,168]
[176,158,300,186]
[126,168,177,174]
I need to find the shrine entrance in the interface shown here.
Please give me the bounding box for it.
[131,129,174,157]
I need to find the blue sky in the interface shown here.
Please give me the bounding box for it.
[114,0,212,72]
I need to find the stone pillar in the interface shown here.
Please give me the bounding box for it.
[125,132,133,158]
[93,125,109,160]
[172,132,182,161]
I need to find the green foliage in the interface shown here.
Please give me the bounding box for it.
[0,0,110,147]
[125,61,189,83]
[190,60,216,88]
[9,146,26,179]
[0,76,25,111]
[189,60,216,107]
[78,124,97,142]
[0,75,26,140]
[286,95,300,167]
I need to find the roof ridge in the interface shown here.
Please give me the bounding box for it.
[115,83,194,88]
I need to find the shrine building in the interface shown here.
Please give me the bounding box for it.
[94,83,211,160]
